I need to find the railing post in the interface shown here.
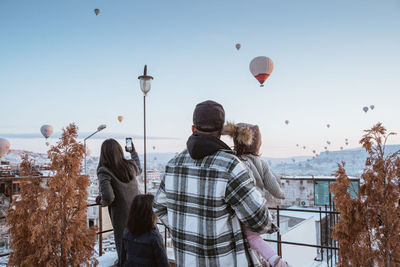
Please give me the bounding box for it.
[277,206,282,257]
[319,207,324,262]
[99,205,103,257]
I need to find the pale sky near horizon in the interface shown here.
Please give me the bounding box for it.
[1,0,400,157]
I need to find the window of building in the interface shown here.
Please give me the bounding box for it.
[314,180,359,206]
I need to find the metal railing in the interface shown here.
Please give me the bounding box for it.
[0,204,339,266]
[265,205,339,267]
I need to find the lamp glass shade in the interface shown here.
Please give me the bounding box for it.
[139,77,152,95]
[97,124,106,131]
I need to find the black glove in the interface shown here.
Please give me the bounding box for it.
[95,195,101,205]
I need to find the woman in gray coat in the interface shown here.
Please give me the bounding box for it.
[96,139,142,266]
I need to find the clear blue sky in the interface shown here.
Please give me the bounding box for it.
[1,0,399,157]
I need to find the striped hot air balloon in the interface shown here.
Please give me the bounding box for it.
[249,56,274,87]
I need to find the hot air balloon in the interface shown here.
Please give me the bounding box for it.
[0,138,10,158]
[40,125,54,140]
[345,142,349,146]
[118,116,124,123]
[46,142,50,147]
[249,56,274,87]
[303,146,306,149]
[235,43,241,50]
[345,138,348,142]
[324,146,327,150]
[312,150,316,154]
[363,106,369,113]
[326,124,330,128]
[94,9,100,16]
[152,146,156,150]
[327,141,331,145]
[285,120,289,125]
[370,105,375,110]
[296,144,299,147]
[340,147,343,150]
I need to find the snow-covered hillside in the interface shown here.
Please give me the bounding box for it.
[268,145,400,177]
[3,145,400,178]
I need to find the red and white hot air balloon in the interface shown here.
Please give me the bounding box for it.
[0,138,10,158]
[249,56,274,87]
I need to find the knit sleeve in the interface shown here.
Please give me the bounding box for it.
[98,171,115,207]
[260,159,285,199]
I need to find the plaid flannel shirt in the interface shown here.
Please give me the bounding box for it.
[153,149,274,267]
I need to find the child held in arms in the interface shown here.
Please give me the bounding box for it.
[223,122,291,267]
[120,194,170,267]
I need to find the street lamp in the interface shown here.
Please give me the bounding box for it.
[84,124,106,174]
[138,65,153,193]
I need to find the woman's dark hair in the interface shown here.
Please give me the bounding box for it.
[126,194,156,235]
[98,139,135,183]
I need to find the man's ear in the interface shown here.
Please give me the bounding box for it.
[192,125,197,133]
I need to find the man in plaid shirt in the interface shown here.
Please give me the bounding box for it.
[153,100,275,266]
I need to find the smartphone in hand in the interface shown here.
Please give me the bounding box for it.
[125,137,133,152]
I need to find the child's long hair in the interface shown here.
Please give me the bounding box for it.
[126,194,156,235]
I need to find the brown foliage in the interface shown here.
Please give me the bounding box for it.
[330,123,400,267]
[7,124,97,266]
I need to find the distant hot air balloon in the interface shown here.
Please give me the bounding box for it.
[118,116,124,123]
[345,142,349,146]
[235,43,241,50]
[0,138,10,158]
[363,106,369,113]
[46,142,50,147]
[370,105,375,110]
[340,147,343,150]
[285,120,289,125]
[153,146,156,150]
[94,9,100,16]
[312,150,316,154]
[303,146,306,149]
[326,124,330,128]
[324,146,327,150]
[249,56,274,87]
[345,138,348,142]
[327,141,331,145]
[296,144,299,147]
[40,125,54,140]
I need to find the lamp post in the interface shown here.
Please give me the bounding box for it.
[138,65,153,193]
[84,124,106,174]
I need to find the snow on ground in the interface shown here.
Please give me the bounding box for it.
[96,247,175,267]
[97,250,117,267]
